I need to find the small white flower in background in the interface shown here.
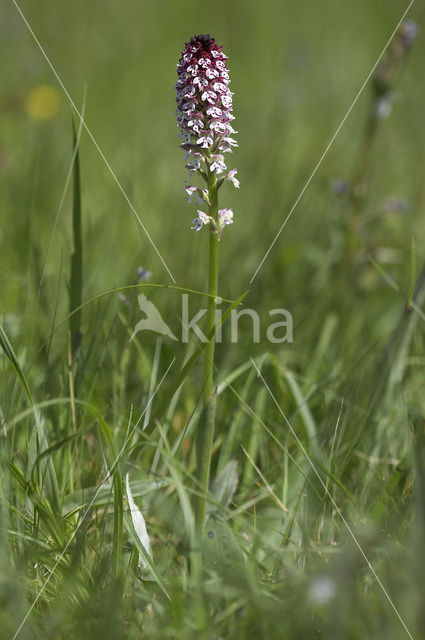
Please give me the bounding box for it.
[308,575,336,605]
[375,93,397,120]
[125,474,151,570]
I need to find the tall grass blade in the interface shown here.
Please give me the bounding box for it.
[0,324,33,404]
[69,119,83,356]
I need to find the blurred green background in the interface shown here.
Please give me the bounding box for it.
[1,0,425,638]
[2,0,424,303]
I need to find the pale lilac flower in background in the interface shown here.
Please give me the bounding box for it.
[380,197,409,215]
[330,178,350,195]
[118,293,131,307]
[118,267,152,306]
[137,266,152,281]
[399,19,419,50]
[176,34,238,236]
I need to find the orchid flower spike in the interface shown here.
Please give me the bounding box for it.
[176,34,238,236]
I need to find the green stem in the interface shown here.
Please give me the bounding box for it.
[195,169,219,533]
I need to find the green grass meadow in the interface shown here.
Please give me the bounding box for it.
[1,0,425,638]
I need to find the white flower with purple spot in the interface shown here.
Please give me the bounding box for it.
[191,210,211,231]
[186,185,198,203]
[218,208,233,238]
[210,154,227,174]
[225,169,239,188]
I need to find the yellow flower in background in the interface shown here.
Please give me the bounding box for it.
[26,85,60,120]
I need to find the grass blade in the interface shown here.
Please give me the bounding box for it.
[69,118,83,355]
[0,323,33,404]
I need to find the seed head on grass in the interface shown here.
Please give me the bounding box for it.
[175,34,238,235]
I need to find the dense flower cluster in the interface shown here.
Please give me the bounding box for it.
[176,34,238,235]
